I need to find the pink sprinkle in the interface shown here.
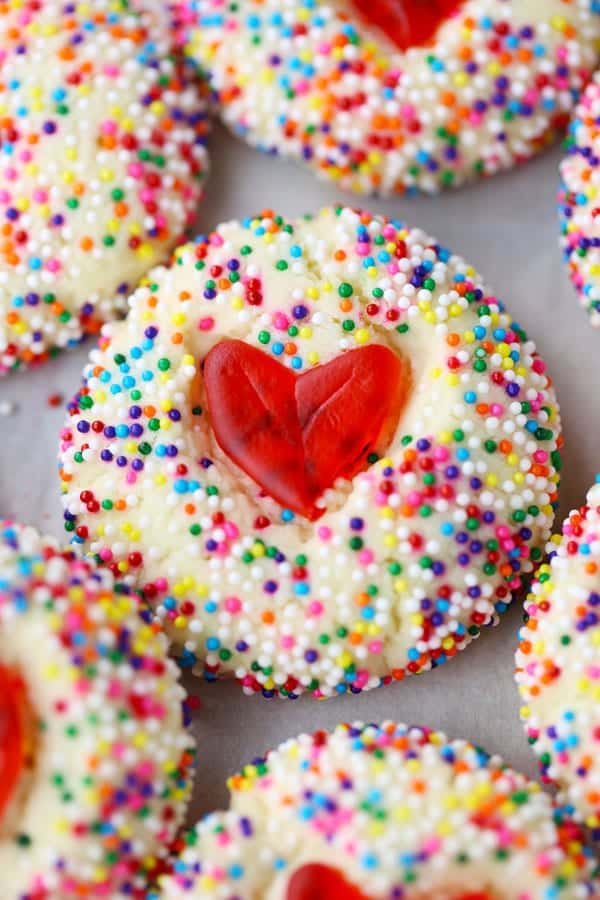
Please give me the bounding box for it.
[274,311,289,330]
[422,836,442,854]
[224,596,242,613]
[75,677,91,695]
[111,742,127,760]
[354,671,369,689]
[107,679,123,699]
[532,358,546,374]
[135,760,155,778]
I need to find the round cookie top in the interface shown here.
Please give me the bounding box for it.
[560,74,600,327]
[159,722,600,898]
[174,0,600,195]
[516,479,600,831]
[0,0,209,376]
[0,520,195,899]
[59,206,561,699]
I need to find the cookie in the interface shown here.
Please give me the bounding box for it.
[159,722,600,898]
[0,0,209,375]
[560,74,600,327]
[174,0,599,194]
[59,206,561,699]
[0,520,195,898]
[516,478,600,831]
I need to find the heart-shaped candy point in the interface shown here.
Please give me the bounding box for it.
[287,865,494,900]
[350,0,463,51]
[203,340,411,520]
[0,665,27,828]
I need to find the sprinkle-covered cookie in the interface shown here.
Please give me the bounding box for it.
[158,722,600,898]
[0,0,209,376]
[516,478,600,831]
[174,0,600,195]
[559,74,600,327]
[0,520,195,899]
[59,206,561,699]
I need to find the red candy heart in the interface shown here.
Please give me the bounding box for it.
[287,864,371,900]
[203,340,411,521]
[286,865,494,900]
[0,665,26,824]
[351,0,463,51]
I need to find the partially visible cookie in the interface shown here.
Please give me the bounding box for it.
[0,0,209,375]
[159,722,600,898]
[0,520,195,898]
[175,0,600,194]
[560,75,600,327]
[516,479,600,830]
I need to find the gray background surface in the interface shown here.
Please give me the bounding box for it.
[1,125,596,821]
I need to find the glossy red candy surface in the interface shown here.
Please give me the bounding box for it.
[0,665,26,825]
[287,864,371,900]
[350,0,463,51]
[287,864,494,900]
[203,340,411,520]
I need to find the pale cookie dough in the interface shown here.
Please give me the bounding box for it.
[516,479,600,831]
[157,722,600,898]
[174,0,600,195]
[0,520,195,899]
[0,0,209,375]
[59,206,561,699]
